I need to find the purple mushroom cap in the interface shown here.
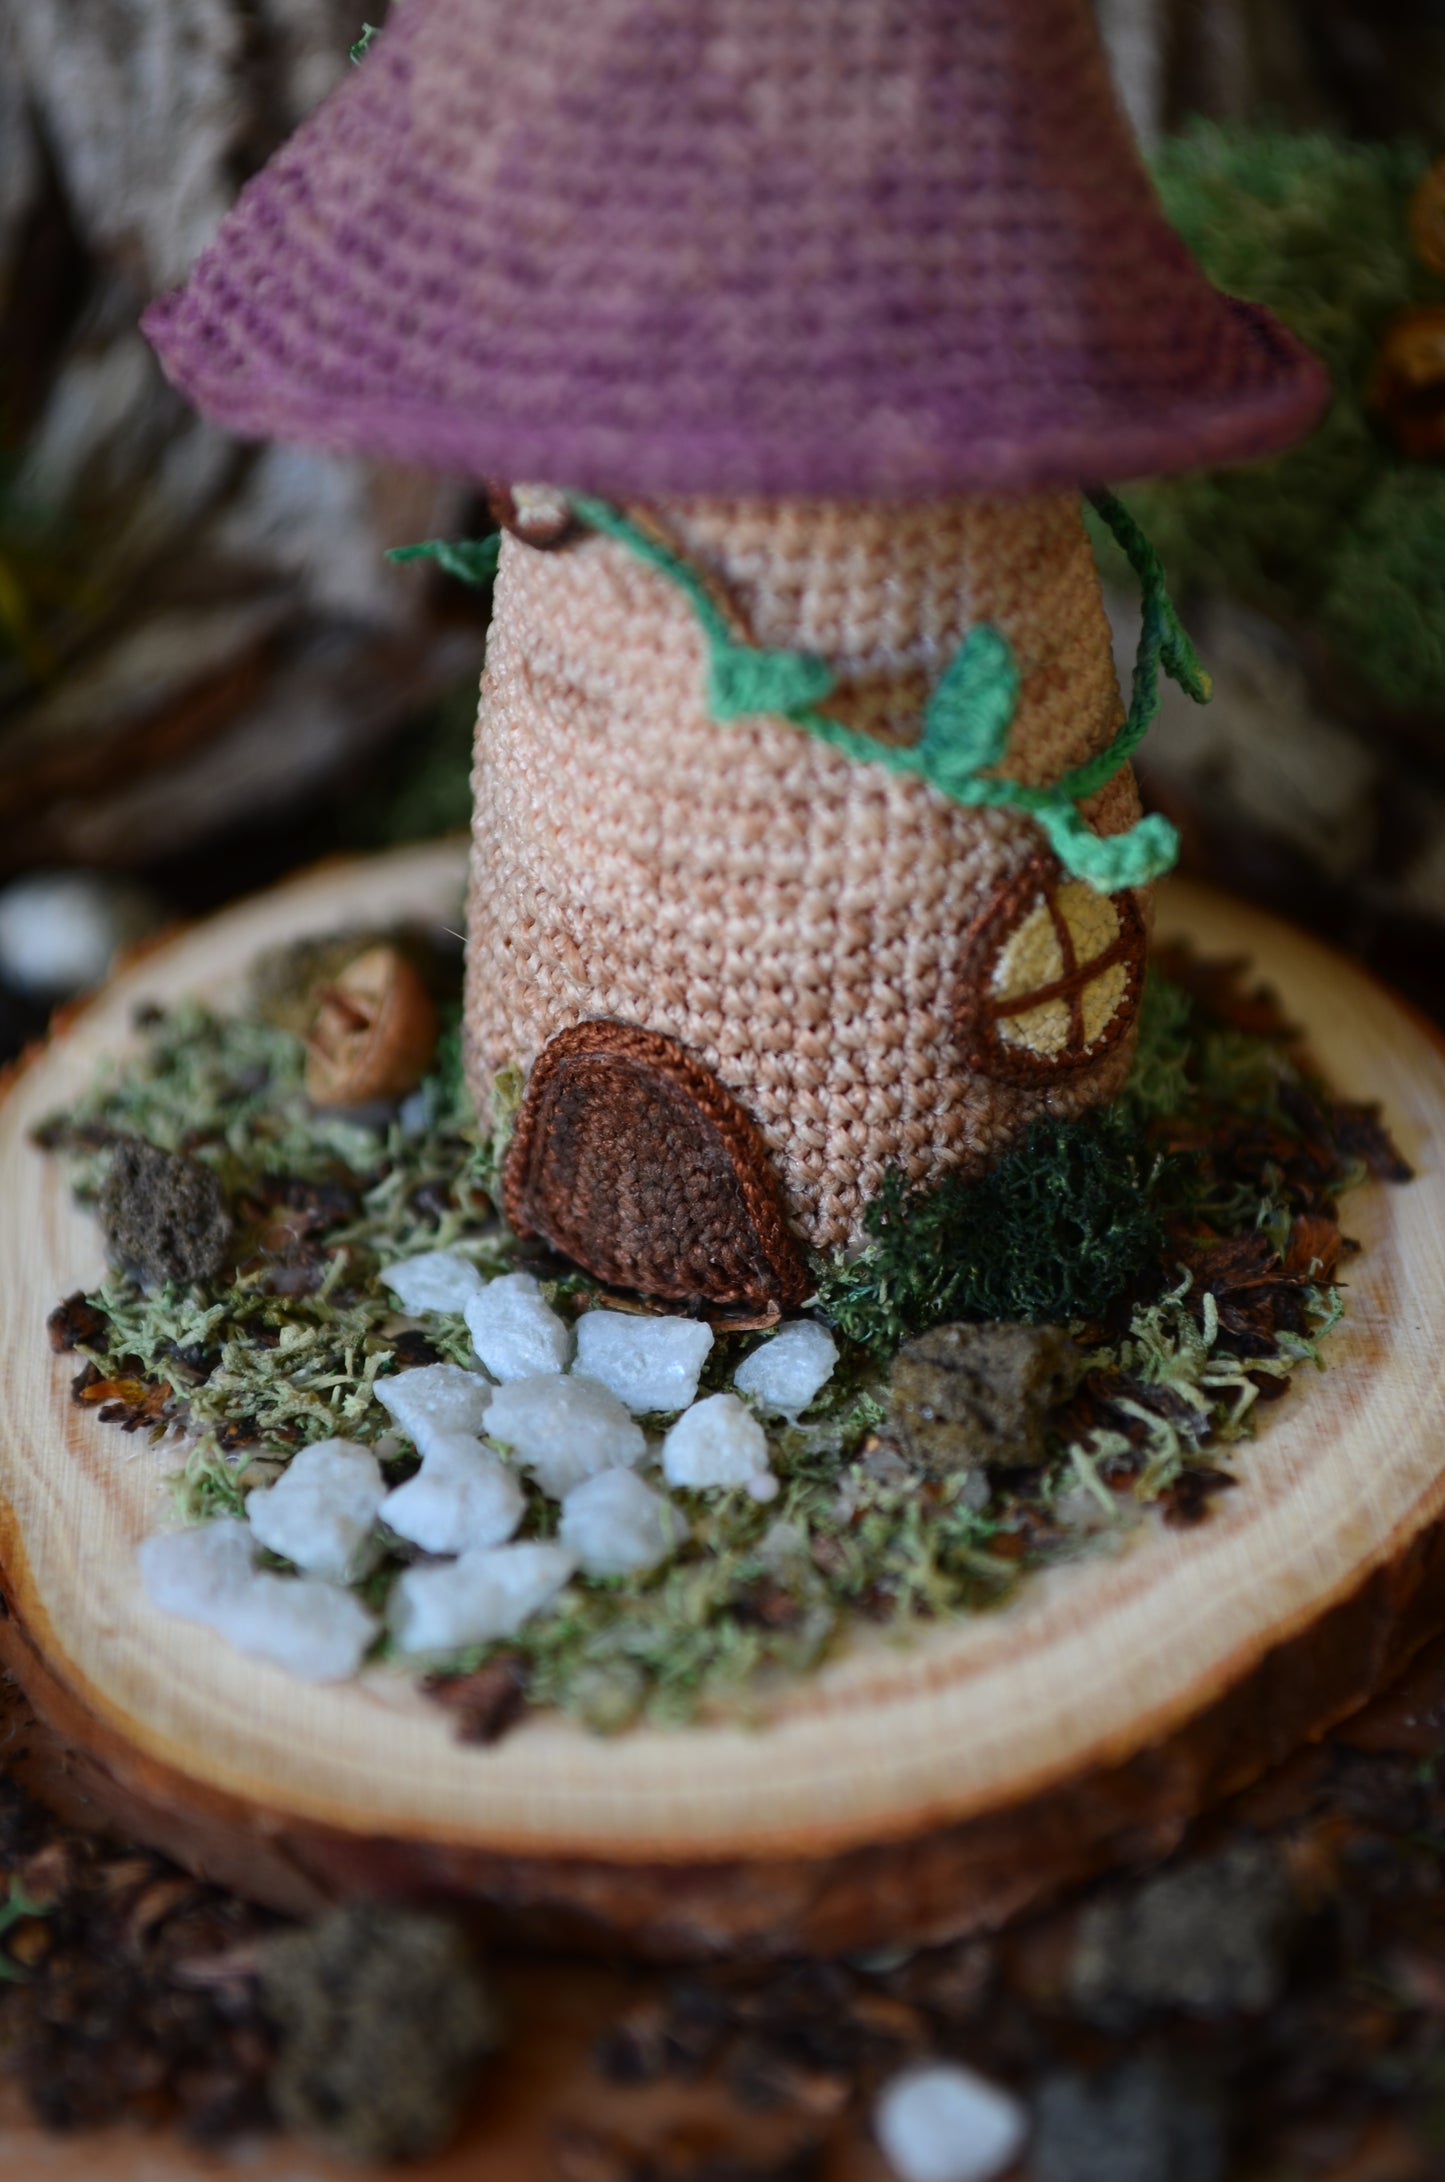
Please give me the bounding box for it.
[144,0,1329,499]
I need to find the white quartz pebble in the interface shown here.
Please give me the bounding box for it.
[212,1575,379,1683]
[388,1542,577,1655]
[465,1272,572,1380]
[486,1373,646,1499]
[374,1362,493,1453]
[734,1319,838,1417]
[381,1249,486,1316]
[137,1521,378,1682]
[874,2063,1028,2182]
[559,1468,688,1577]
[244,1438,385,1582]
[0,871,158,997]
[137,1517,258,1618]
[662,1392,775,1493]
[573,1310,714,1414]
[379,1435,524,1555]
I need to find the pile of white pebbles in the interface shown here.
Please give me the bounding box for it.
[138,1252,838,1685]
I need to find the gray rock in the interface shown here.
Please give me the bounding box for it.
[1071,1842,1299,2019]
[99,1138,232,1288]
[886,1321,1077,1473]
[1032,2058,1226,2182]
[260,1902,502,2163]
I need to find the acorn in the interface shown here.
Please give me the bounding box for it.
[1367,305,1445,460]
[305,945,439,1107]
[1409,157,1445,280]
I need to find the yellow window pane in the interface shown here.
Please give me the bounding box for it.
[990,896,1061,1005]
[997,997,1072,1058]
[1080,959,1130,1047]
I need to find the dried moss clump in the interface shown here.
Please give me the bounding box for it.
[260,1903,501,2162]
[99,1139,232,1288]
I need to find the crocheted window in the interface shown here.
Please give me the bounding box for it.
[959,856,1146,1081]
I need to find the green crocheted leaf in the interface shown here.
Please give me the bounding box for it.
[1037,805,1181,893]
[386,535,502,586]
[708,642,835,722]
[918,623,1020,794]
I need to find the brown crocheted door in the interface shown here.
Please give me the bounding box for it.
[502,1023,808,1311]
[958,854,1147,1081]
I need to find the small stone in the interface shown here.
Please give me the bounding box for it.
[734,1319,838,1416]
[381,1252,486,1318]
[486,1373,646,1499]
[380,1435,525,1555]
[0,870,158,997]
[465,1271,572,1380]
[1031,2059,1226,2182]
[1070,1844,1298,2019]
[244,1439,385,1582]
[138,1517,378,1679]
[559,1468,688,1577]
[212,1574,380,1682]
[574,1309,714,1413]
[374,1361,493,1452]
[875,2061,1028,2182]
[662,1392,775,1493]
[137,1518,258,1619]
[388,1542,577,1655]
[260,1902,502,2163]
[887,1321,1077,1473]
[99,1138,232,1288]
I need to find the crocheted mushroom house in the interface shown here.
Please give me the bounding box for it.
[144,0,1327,1314]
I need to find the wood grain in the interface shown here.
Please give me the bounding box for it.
[1,844,1443,1957]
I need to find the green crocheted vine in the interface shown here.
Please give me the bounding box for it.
[388,534,502,585]
[390,491,1207,896]
[572,491,1204,895]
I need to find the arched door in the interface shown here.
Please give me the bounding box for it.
[503,1022,808,1312]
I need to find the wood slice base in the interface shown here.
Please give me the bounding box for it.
[2,845,1444,1959]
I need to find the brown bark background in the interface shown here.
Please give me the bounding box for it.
[1098,0,1445,144]
[0,0,479,881]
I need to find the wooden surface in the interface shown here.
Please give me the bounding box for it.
[0,1961,893,2182]
[1,844,1445,1955]
[0,1957,892,2182]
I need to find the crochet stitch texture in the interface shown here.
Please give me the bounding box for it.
[143,0,1328,499]
[463,495,1144,1254]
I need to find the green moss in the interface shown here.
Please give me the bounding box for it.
[38,960,1378,1730]
[1321,466,1445,711]
[813,1112,1162,1355]
[814,971,1203,1354]
[1112,126,1445,712]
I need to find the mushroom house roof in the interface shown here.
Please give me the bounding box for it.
[143,0,1329,500]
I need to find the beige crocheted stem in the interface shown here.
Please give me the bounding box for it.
[464,493,1145,1255]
